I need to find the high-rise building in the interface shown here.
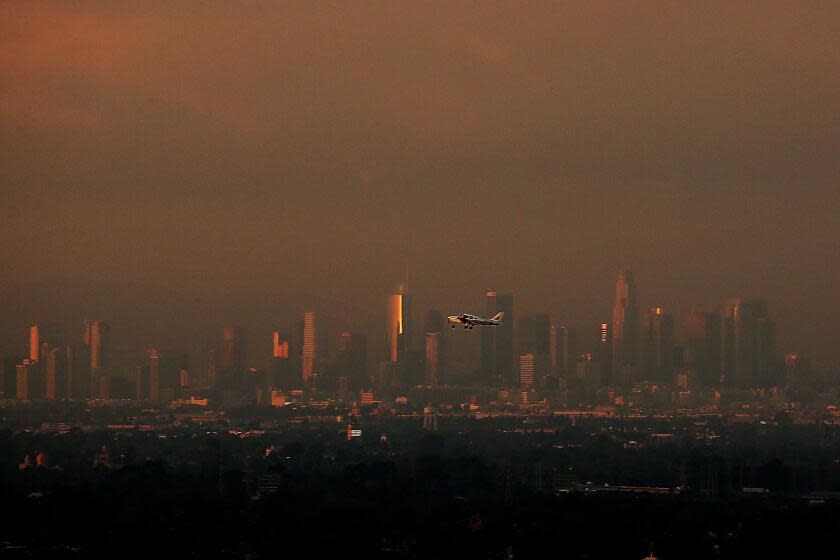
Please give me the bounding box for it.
[16,361,32,400]
[337,331,367,391]
[148,348,160,401]
[684,311,722,387]
[425,332,441,387]
[206,348,217,389]
[219,327,247,372]
[595,322,613,386]
[612,271,639,385]
[272,331,288,359]
[722,299,777,388]
[84,321,110,396]
[642,307,674,383]
[385,285,412,363]
[44,346,61,400]
[65,345,75,399]
[558,326,577,378]
[494,294,515,385]
[519,354,535,387]
[271,331,295,390]
[29,324,40,362]
[302,311,319,388]
[534,314,551,357]
[480,291,497,379]
[784,353,810,389]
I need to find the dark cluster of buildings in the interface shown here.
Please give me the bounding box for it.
[0,271,811,406]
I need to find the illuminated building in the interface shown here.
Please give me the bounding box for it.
[272,331,288,359]
[595,322,613,386]
[16,360,32,400]
[495,293,515,385]
[480,291,497,379]
[722,299,777,388]
[149,347,160,401]
[29,324,39,362]
[271,331,294,390]
[302,311,319,388]
[612,271,639,385]
[84,321,110,396]
[385,285,412,363]
[519,353,535,387]
[642,307,674,383]
[684,310,722,387]
[550,325,558,372]
[425,332,441,387]
[29,323,62,363]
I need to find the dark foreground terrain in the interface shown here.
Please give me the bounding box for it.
[2,412,840,558]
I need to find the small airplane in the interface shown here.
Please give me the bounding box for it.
[447,312,504,329]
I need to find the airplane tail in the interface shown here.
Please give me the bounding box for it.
[491,312,504,322]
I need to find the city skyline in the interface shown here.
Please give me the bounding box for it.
[2,3,838,556]
[2,2,838,373]
[4,270,816,396]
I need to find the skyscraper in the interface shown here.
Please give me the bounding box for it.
[16,360,32,400]
[424,309,446,387]
[612,271,639,386]
[337,331,367,391]
[784,353,810,389]
[219,327,247,372]
[642,307,674,383]
[558,326,577,378]
[385,285,412,363]
[302,311,319,388]
[480,291,497,379]
[519,353,535,387]
[495,294,515,385]
[84,321,109,397]
[722,299,777,388]
[595,322,613,386]
[44,346,60,400]
[148,348,160,402]
[684,310,722,387]
[29,324,62,363]
[425,332,441,387]
[534,314,551,357]
[271,331,294,390]
[29,324,39,362]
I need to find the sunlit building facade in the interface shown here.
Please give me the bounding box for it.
[385,285,412,363]
[302,311,318,388]
[612,271,639,386]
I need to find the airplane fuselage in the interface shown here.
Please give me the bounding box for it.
[447,312,504,329]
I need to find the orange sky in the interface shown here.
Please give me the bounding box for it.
[1,2,839,368]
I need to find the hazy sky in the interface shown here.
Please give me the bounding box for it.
[2,1,838,369]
